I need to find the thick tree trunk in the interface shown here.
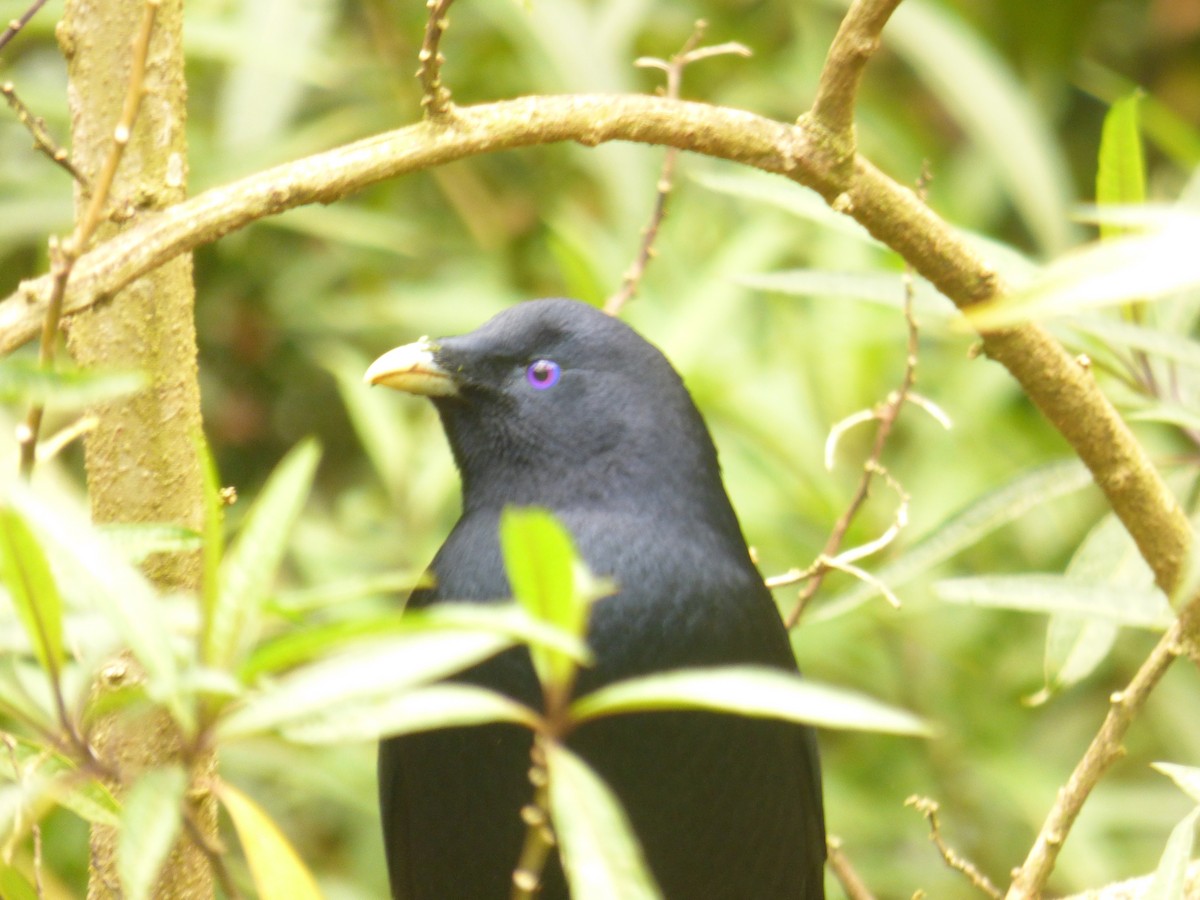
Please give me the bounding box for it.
[56,0,216,896]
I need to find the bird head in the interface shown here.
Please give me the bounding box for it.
[364,298,732,519]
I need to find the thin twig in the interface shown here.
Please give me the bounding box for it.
[783,258,924,626]
[511,738,555,900]
[906,795,1003,899]
[604,22,751,316]
[1005,604,1195,899]
[417,0,455,117]
[826,835,878,900]
[0,0,51,54]
[16,0,159,481]
[1,82,88,184]
[807,0,904,145]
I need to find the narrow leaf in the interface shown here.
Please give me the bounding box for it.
[97,523,203,565]
[217,781,323,900]
[936,574,1173,629]
[197,433,225,667]
[0,359,145,407]
[818,460,1093,621]
[544,741,662,900]
[0,864,38,900]
[207,439,321,671]
[119,766,187,900]
[499,507,593,694]
[1153,762,1200,804]
[282,682,540,743]
[1145,806,1200,900]
[7,483,177,699]
[570,666,929,736]
[0,506,65,677]
[1097,92,1146,239]
[220,630,513,739]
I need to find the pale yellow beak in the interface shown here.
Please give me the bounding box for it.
[363,338,458,397]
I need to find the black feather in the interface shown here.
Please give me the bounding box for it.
[375,299,825,899]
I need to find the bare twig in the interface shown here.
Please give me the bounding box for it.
[511,739,555,900]
[827,835,878,900]
[604,22,751,316]
[907,796,1003,899]
[0,0,51,54]
[1005,603,1196,899]
[1,82,87,184]
[807,0,904,146]
[417,0,455,117]
[17,0,159,480]
[783,262,925,626]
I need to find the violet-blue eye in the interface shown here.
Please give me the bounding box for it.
[526,359,561,390]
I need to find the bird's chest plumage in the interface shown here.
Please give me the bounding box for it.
[381,508,823,899]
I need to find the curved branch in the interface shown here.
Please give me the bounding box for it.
[808,0,905,143]
[0,91,1191,599]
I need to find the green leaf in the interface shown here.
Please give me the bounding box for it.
[967,214,1200,329]
[935,574,1173,629]
[0,359,145,407]
[544,741,662,900]
[500,507,603,696]
[877,0,1074,254]
[1067,316,1200,371]
[206,439,321,672]
[0,864,39,900]
[1145,806,1200,900]
[1153,762,1200,804]
[736,270,952,325]
[570,666,929,736]
[6,484,177,702]
[217,781,323,900]
[1097,91,1146,240]
[0,736,121,827]
[97,523,203,565]
[817,460,1094,621]
[118,766,187,900]
[219,629,514,739]
[282,682,540,743]
[197,433,225,666]
[0,506,65,678]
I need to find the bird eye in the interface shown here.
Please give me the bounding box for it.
[525,359,561,390]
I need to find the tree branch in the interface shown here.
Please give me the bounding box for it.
[807,0,904,147]
[1005,601,1197,898]
[0,90,1190,606]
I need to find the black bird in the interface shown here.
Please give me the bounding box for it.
[366,298,825,899]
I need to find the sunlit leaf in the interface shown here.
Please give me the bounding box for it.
[570,666,929,736]
[97,523,203,565]
[217,780,323,900]
[936,574,1173,628]
[1145,806,1200,900]
[1067,316,1200,371]
[7,483,177,702]
[282,682,540,743]
[119,766,187,900]
[967,215,1200,329]
[500,507,605,695]
[0,359,145,407]
[817,460,1094,621]
[1153,762,1200,804]
[0,737,120,827]
[0,506,65,678]
[206,439,320,672]
[220,629,513,739]
[1097,91,1146,240]
[0,864,38,900]
[544,741,661,900]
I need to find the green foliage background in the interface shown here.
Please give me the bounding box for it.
[2,0,1199,896]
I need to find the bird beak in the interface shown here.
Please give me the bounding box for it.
[363,338,459,397]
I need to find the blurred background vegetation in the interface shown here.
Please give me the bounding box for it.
[2,0,1200,896]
